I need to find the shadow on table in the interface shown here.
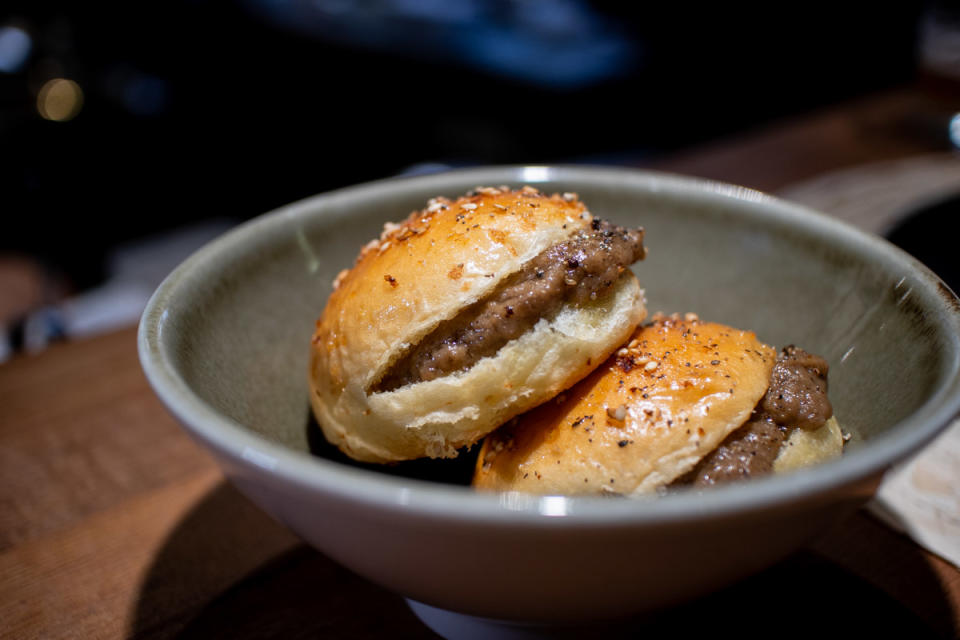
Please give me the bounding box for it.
[129,482,956,640]
[127,482,436,639]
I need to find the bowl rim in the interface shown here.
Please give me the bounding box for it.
[138,164,960,526]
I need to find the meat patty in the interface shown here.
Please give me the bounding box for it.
[677,345,832,487]
[373,219,646,392]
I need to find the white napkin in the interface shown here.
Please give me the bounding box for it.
[868,419,960,568]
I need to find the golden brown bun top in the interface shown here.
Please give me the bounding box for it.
[312,186,595,395]
[472,314,777,496]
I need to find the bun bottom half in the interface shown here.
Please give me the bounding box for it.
[773,416,843,473]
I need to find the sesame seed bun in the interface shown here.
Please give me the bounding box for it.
[309,187,647,463]
[472,315,843,495]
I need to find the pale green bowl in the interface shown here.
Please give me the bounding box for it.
[138,165,960,625]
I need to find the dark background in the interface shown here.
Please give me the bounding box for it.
[1,1,926,290]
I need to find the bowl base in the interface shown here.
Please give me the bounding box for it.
[406,599,642,639]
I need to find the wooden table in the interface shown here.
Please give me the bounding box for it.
[3,78,960,639]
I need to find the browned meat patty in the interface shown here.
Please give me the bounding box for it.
[373,219,645,392]
[678,346,832,486]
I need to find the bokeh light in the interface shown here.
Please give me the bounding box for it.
[949,113,960,149]
[0,25,32,73]
[37,78,84,121]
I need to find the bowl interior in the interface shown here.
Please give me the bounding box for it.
[147,166,960,491]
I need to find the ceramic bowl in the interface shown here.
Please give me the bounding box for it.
[138,165,960,629]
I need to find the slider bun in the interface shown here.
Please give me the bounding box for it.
[309,187,646,463]
[472,315,779,496]
[774,416,843,473]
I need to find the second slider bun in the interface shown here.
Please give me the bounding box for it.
[309,186,647,463]
[473,314,843,495]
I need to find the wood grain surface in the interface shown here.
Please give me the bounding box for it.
[3,79,959,639]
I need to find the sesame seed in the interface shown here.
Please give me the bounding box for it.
[332,268,349,290]
[380,221,400,239]
[426,198,447,213]
[644,360,659,372]
[461,202,478,210]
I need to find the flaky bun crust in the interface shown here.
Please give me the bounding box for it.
[309,187,647,463]
[472,315,779,495]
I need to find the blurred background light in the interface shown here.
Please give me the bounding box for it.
[242,0,638,88]
[37,77,83,121]
[949,112,960,148]
[0,25,32,73]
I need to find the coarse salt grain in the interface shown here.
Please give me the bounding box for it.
[607,404,627,421]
